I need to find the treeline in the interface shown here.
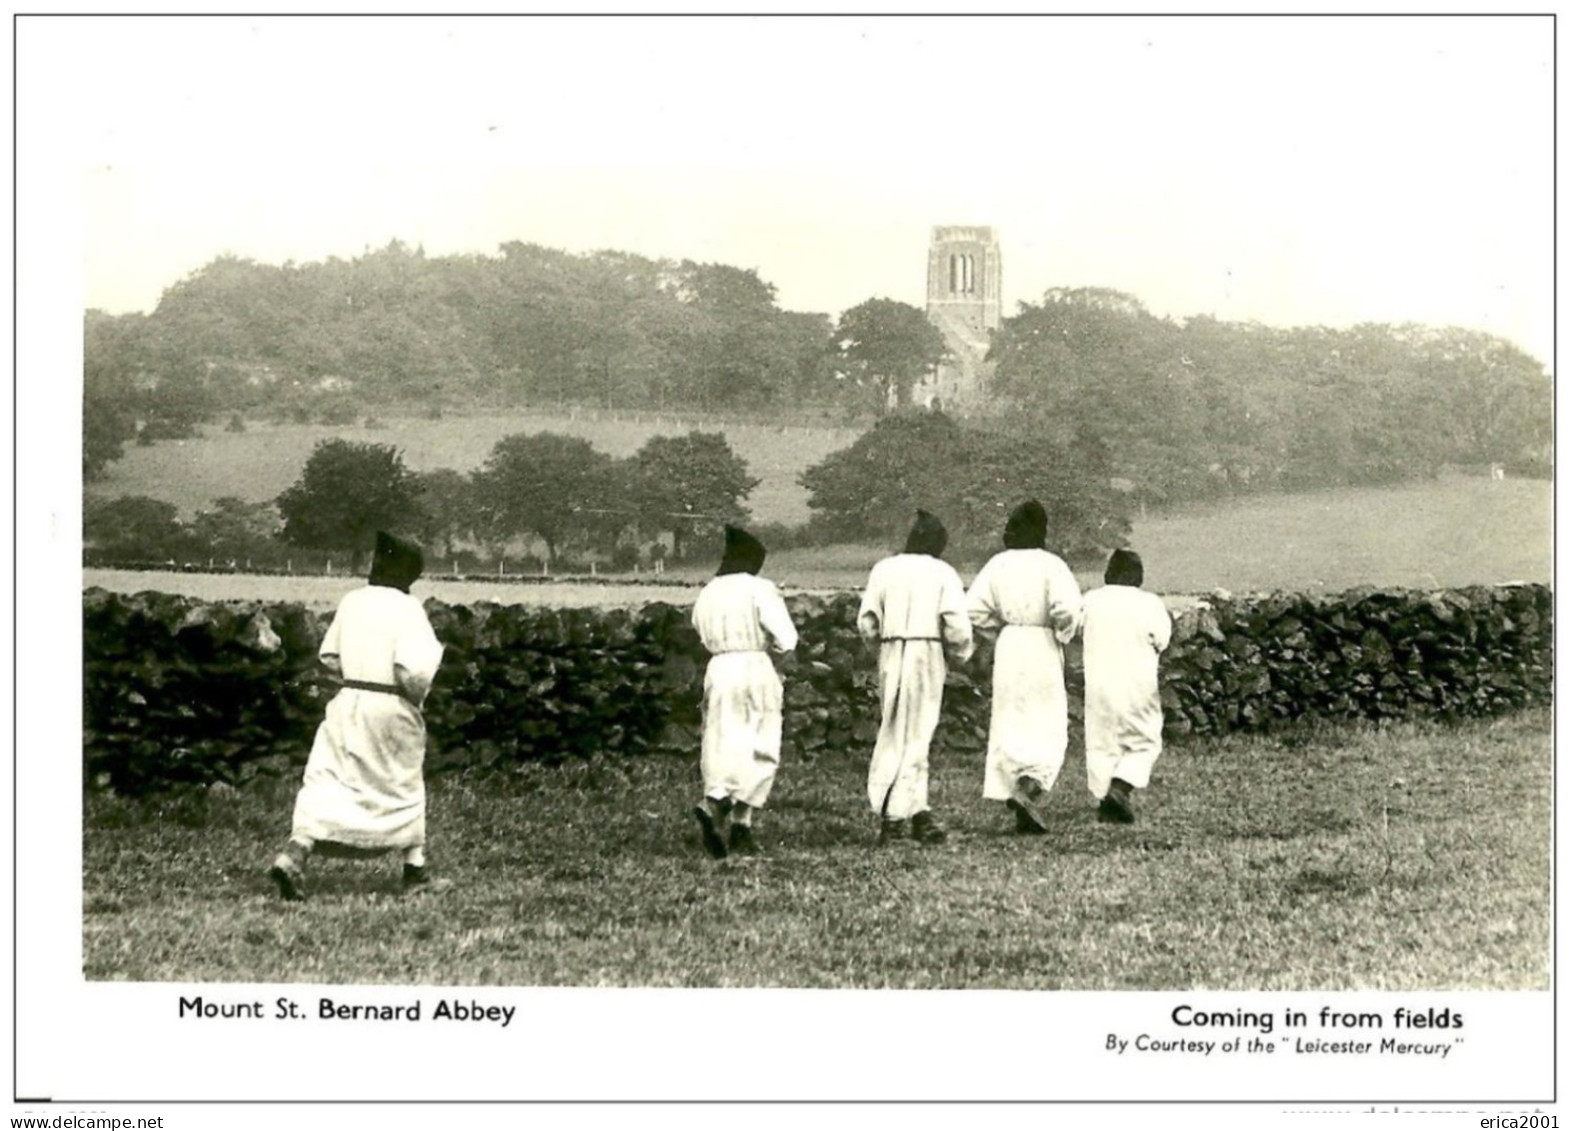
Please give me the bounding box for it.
[84,245,1553,505]
[986,288,1553,500]
[82,241,850,475]
[86,430,762,574]
[85,414,1137,573]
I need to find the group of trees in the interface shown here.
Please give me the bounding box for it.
[449,430,756,566]
[82,243,869,441]
[801,412,1130,564]
[86,432,761,572]
[985,288,1553,501]
[84,495,283,567]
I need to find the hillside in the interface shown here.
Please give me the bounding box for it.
[85,411,859,527]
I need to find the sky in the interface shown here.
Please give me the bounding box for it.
[28,14,1554,365]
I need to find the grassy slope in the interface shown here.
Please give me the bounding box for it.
[85,413,859,527]
[83,709,1549,989]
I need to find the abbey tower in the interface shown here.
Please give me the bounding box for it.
[922,225,1001,408]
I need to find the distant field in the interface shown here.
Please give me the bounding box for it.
[1128,476,1551,594]
[86,411,861,526]
[84,476,1551,607]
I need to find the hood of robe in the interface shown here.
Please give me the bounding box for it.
[903,510,949,558]
[368,531,425,593]
[1104,548,1144,587]
[1003,499,1048,550]
[716,524,767,576]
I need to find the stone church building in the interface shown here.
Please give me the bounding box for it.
[916,225,1002,409]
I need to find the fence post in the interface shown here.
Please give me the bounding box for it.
[498,558,504,578]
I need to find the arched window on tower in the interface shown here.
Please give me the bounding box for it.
[949,254,959,295]
[967,254,976,294]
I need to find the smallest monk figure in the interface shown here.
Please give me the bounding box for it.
[1082,549,1172,824]
[690,525,799,859]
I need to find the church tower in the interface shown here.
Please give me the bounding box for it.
[923,226,1002,407]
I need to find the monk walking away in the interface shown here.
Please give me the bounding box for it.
[967,500,1084,834]
[1082,549,1172,824]
[858,510,974,846]
[690,525,799,859]
[268,532,446,900]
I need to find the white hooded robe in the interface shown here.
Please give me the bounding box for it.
[967,548,1084,800]
[1082,584,1172,799]
[290,585,445,851]
[858,554,974,820]
[691,572,799,809]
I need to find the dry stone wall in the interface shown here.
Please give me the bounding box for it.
[82,584,1552,793]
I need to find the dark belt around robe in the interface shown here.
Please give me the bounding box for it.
[338,678,418,706]
[880,635,943,642]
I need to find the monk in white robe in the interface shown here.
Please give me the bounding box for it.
[858,511,974,845]
[1082,549,1172,824]
[691,525,798,858]
[967,500,1084,833]
[268,532,445,900]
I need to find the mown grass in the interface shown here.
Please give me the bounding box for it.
[83,708,1550,989]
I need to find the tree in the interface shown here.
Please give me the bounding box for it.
[187,496,280,562]
[471,433,616,564]
[83,311,142,480]
[84,495,190,561]
[412,468,478,561]
[137,359,217,441]
[276,440,422,569]
[626,432,760,559]
[800,412,971,543]
[831,299,948,412]
[83,387,137,481]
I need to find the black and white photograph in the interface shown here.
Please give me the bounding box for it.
[13,9,1557,1119]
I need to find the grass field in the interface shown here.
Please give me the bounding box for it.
[83,475,1552,607]
[83,709,1549,989]
[86,411,860,527]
